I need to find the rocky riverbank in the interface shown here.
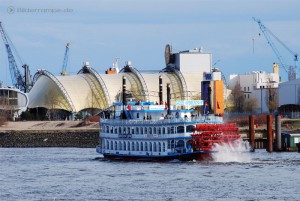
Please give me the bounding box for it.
[0,121,99,148]
[0,130,99,148]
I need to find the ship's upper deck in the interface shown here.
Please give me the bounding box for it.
[100,115,223,126]
[100,101,223,126]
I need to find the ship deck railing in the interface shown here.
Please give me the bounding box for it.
[100,116,223,125]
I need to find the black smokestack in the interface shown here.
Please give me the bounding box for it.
[167,83,171,115]
[159,76,163,104]
[122,76,126,105]
[122,76,126,119]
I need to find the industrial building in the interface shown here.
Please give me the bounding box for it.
[0,83,29,120]
[228,63,280,113]
[278,78,300,117]
[28,46,224,120]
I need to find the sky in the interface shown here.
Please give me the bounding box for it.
[0,0,299,87]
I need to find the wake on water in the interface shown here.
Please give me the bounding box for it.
[212,139,252,163]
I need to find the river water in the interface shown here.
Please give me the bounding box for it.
[0,147,300,201]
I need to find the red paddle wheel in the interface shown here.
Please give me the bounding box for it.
[191,124,240,159]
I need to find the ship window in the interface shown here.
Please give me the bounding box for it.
[110,141,113,150]
[149,127,152,134]
[162,142,166,152]
[106,126,109,133]
[128,127,130,134]
[186,125,194,133]
[162,127,165,134]
[170,127,174,134]
[186,141,192,151]
[110,127,113,133]
[177,126,184,133]
[158,127,161,135]
[132,128,134,134]
[119,127,122,134]
[153,142,157,152]
[119,141,122,150]
[115,128,117,134]
[136,142,139,151]
[128,142,130,151]
[137,113,139,118]
[140,142,144,151]
[136,127,139,134]
[153,127,156,134]
[145,142,148,151]
[123,141,126,150]
[106,140,109,149]
[177,140,184,150]
[1,90,8,97]
[141,128,143,134]
[158,142,161,152]
[149,142,153,152]
[132,142,135,151]
[145,127,148,134]
[167,127,171,134]
[115,141,117,150]
[9,91,17,98]
[9,99,17,106]
[123,127,126,134]
[168,140,175,149]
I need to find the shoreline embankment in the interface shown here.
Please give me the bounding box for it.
[0,130,99,148]
[0,121,99,148]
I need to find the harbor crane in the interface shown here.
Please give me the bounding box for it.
[61,42,70,76]
[253,17,298,81]
[0,21,32,92]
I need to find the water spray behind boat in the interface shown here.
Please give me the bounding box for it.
[212,139,252,163]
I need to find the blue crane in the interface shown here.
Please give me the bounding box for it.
[253,17,298,81]
[0,21,32,92]
[61,43,70,76]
